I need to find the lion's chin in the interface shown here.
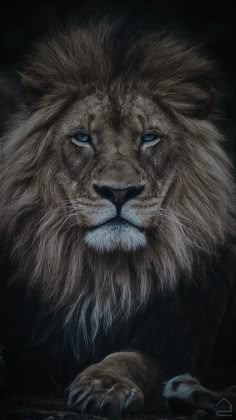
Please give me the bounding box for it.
[85,222,146,252]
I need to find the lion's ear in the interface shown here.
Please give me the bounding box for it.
[20,71,48,109]
[169,78,215,119]
[145,38,216,120]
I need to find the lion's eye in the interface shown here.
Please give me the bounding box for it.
[71,131,91,146]
[142,132,161,144]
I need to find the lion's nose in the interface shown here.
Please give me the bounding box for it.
[94,184,144,209]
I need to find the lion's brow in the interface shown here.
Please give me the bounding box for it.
[88,113,95,131]
[137,113,145,129]
[109,94,122,130]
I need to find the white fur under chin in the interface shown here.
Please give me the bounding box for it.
[85,223,146,252]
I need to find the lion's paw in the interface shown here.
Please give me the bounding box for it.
[66,363,144,417]
[163,374,217,415]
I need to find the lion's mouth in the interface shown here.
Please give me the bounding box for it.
[88,216,144,232]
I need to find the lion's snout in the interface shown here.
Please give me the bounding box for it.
[93,183,144,210]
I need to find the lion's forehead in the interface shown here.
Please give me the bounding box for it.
[59,92,171,135]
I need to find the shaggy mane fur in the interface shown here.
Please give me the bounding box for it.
[0,21,235,349]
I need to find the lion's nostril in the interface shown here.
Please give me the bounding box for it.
[94,184,144,208]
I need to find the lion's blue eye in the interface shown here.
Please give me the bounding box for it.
[72,131,91,143]
[142,132,160,143]
[71,131,91,146]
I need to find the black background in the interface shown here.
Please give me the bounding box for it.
[0,0,235,161]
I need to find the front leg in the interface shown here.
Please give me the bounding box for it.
[66,351,161,416]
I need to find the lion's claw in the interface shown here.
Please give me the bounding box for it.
[66,364,144,416]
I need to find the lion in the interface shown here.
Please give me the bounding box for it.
[0,20,235,417]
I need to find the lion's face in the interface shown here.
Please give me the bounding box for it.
[55,92,179,252]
